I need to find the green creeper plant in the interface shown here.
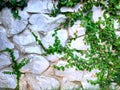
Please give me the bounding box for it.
[0,48,29,90]
[31,0,120,89]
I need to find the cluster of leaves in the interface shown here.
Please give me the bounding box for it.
[50,0,80,17]
[0,48,29,90]
[32,0,120,89]
[31,28,63,55]
[0,0,28,19]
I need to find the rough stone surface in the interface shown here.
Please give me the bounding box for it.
[68,21,86,38]
[45,53,63,62]
[41,29,68,49]
[20,74,60,90]
[70,36,90,50]
[55,61,83,81]
[61,78,82,90]
[0,54,11,70]
[115,31,120,37]
[0,26,14,50]
[81,69,100,89]
[20,54,49,74]
[13,30,41,54]
[1,8,29,36]
[114,20,119,29]
[92,6,103,22]
[29,14,66,32]
[25,0,53,13]
[0,68,17,89]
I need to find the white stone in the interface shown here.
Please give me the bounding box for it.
[13,50,19,60]
[29,14,66,32]
[70,36,90,50]
[20,55,49,74]
[55,61,83,81]
[61,78,82,90]
[45,53,64,62]
[114,20,119,29]
[115,31,120,37]
[92,6,103,22]
[20,74,60,90]
[25,0,53,13]
[0,26,14,50]
[68,21,86,38]
[41,29,68,49]
[0,68,17,89]
[0,54,11,70]
[23,46,41,54]
[81,69,100,89]
[60,3,82,12]
[13,30,42,54]
[1,8,29,36]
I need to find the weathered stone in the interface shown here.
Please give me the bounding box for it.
[0,26,14,50]
[60,3,82,12]
[70,36,90,50]
[20,74,60,90]
[61,78,82,90]
[29,14,66,32]
[55,61,83,81]
[45,53,64,62]
[81,69,100,89]
[13,30,41,54]
[20,54,49,74]
[0,68,17,89]
[23,46,42,54]
[92,6,103,22]
[41,29,68,49]
[115,31,120,37]
[13,50,19,60]
[114,20,119,29]
[25,0,53,13]
[1,8,29,36]
[0,54,11,70]
[42,65,55,77]
[68,21,86,38]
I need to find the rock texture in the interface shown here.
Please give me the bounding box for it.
[0,26,14,50]
[41,29,68,49]
[0,68,17,89]
[1,8,29,36]
[13,30,41,54]
[25,0,53,13]
[0,54,11,70]
[70,36,90,50]
[29,14,66,32]
[20,55,49,74]
[20,74,60,90]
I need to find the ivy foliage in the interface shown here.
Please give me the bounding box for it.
[0,48,29,90]
[50,0,80,17]
[0,0,28,19]
[32,0,120,89]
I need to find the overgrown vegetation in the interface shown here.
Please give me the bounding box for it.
[0,0,28,19]
[32,0,120,90]
[0,48,29,90]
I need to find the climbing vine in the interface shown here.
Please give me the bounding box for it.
[32,0,120,89]
[0,0,120,90]
[0,48,29,90]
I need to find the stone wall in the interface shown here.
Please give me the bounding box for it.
[0,0,120,90]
